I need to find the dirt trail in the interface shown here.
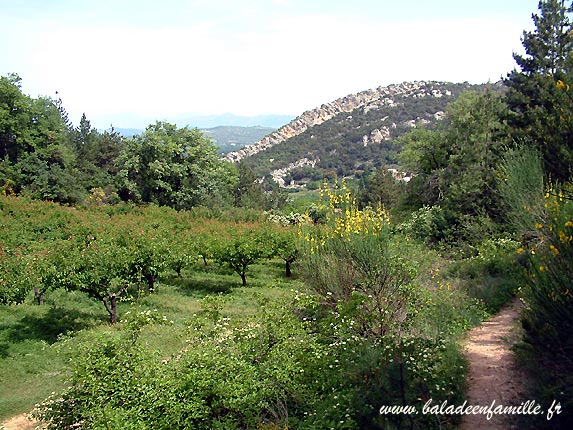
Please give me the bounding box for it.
[460,298,526,430]
[1,414,41,430]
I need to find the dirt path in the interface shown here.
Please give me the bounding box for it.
[460,298,526,430]
[0,414,41,430]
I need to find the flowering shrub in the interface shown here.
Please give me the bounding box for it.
[517,184,573,427]
[33,289,469,430]
[297,183,470,429]
[266,210,310,226]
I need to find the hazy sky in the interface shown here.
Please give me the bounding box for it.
[1,0,539,129]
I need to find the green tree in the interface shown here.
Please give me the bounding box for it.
[269,227,299,278]
[358,168,406,210]
[397,127,448,209]
[124,230,168,293]
[213,228,274,286]
[441,90,510,219]
[72,113,98,159]
[0,73,34,163]
[0,75,69,163]
[70,115,123,191]
[233,161,266,208]
[0,248,31,305]
[115,122,236,209]
[0,74,85,203]
[505,0,573,181]
[71,238,131,324]
[30,240,78,305]
[400,92,509,215]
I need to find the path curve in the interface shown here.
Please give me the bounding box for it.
[460,298,526,430]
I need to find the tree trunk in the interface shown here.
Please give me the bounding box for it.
[102,295,118,325]
[240,272,247,286]
[285,260,292,278]
[145,274,155,293]
[34,286,45,305]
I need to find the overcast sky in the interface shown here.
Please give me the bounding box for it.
[1,0,539,129]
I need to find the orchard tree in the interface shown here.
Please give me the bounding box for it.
[124,230,168,293]
[270,227,299,278]
[115,122,237,210]
[0,248,31,305]
[213,228,274,286]
[71,239,131,324]
[505,0,573,181]
[31,241,77,305]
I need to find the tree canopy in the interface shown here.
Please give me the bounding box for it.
[505,0,573,181]
[115,121,236,210]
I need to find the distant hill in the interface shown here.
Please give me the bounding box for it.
[177,113,294,129]
[108,126,276,154]
[201,126,275,154]
[110,128,143,138]
[224,81,497,187]
[102,112,294,130]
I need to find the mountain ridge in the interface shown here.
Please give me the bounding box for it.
[225,80,497,186]
[225,81,475,163]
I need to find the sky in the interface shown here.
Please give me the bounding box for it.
[0,0,540,129]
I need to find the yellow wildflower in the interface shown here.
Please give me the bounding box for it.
[535,223,543,229]
[559,230,572,244]
[549,244,559,255]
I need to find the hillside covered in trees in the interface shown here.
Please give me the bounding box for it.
[235,81,495,185]
[1,1,573,429]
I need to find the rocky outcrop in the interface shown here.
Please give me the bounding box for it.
[270,157,319,187]
[223,81,454,163]
[362,127,391,146]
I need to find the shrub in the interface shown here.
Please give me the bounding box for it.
[397,205,448,244]
[515,185,573,429]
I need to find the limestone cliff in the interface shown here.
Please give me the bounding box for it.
[223,81,454,163]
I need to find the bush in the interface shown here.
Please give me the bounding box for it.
[515,186,573,429]
[397,205,448,244]
[498,147,573,429]
[450,237,522,313]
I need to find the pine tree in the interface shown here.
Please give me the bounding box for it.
[505,0,573,181]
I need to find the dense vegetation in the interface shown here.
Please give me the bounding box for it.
[1,191,499,429]
[0,1,572,429]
